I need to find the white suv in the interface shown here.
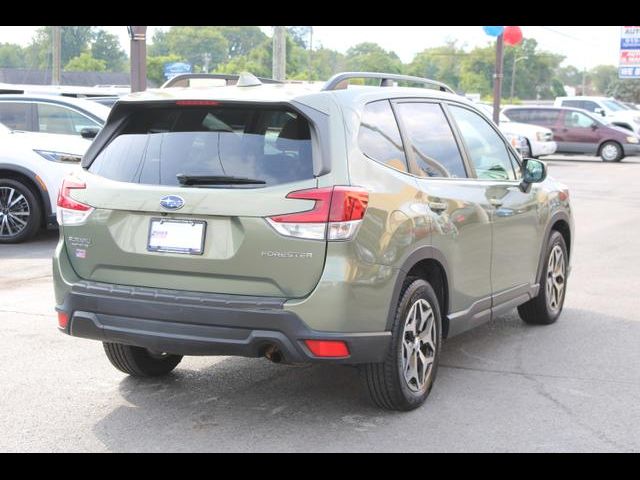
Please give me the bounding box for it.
[554,96,640,134]
[0,95,110,243]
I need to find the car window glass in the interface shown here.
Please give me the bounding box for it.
[395,102,466,178]
[0,102,30,130]
[37,103,99,135]
[509,149,522,180]
[580,101,599,112]
[89,106,314,187]
[564,111,594,128]
[602,100,625,112]
[449,105,515,181]
[358,100,408,172]
[562,100,583,109]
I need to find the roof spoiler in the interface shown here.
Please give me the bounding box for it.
[161,73,283,89]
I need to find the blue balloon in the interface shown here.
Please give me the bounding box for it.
[483,26,504,37]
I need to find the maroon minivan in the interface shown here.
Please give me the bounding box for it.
[503,106,640,162]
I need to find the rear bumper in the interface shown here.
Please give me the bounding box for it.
[56,280,391,364]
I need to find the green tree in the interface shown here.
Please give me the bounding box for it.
[607,79,640,103]
[91,29,127,71]
[589,65,618,95]
[64,52,106,72]
[149,29,170,57]
[556,65,583,87]
[345,42,402,75]
[218,26,267,58]
[405,41,464,90]
[164,26,229,71]
[28,26,94,69]
[146,54,183,86]
[0,43,27,68]
[287,26,312,49]
[216,38,272,78]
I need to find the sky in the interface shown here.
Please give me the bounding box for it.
[0,26,622,70]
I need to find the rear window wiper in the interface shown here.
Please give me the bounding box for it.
[177,174,266,186]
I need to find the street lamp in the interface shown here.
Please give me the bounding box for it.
[510,55,527,100]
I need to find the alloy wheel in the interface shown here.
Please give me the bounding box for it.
[0,187,30,238]
[402,299,437,392]
[546,245,566,313]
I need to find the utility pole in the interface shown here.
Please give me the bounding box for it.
[308,26,313,81]
[272,26,286,82]
[581,68,587,96]
[492,34,505,125]
[128,26,147,93]
[51,26,61,86]
[510,56,527,100]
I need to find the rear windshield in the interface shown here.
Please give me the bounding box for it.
[88,105,314,187]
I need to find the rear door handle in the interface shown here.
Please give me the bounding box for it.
[428,201,448,213]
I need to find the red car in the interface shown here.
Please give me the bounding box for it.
[502,106,640,162]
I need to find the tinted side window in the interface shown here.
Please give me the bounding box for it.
[37,103,100,135]
[534,109,561,125]
[358,100,408,172]
[580,101,599,113]
[561,100,583,110]
[449,105,515,181]
[395,102,467,178]
[564,110,595,128]
[503,109,528,122]
[0,102,30,130]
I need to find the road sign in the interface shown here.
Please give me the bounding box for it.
[620,26,640,78]
[163,62,192,80]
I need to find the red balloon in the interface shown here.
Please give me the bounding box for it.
[503,26,523,46]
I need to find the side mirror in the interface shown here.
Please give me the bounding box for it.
[594,107,606,117]
[520,158,547,193]
[591,122,599,130]
[80,127,100,139]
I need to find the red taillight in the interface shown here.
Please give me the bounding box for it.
[329,187,369,222]
[304,340,350,358]
[269,187,333,223]
[57,312,69,329]
[175,100,220,106]
[270,187,369,224]
[57,178,90,211]
[266,187,369,241]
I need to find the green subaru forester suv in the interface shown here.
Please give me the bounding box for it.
[53,72,573,410]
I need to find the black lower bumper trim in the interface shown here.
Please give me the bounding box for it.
[58,282,391,364]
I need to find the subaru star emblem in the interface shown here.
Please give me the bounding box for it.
[160,195,185,210]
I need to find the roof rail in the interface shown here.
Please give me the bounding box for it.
[161,73,283,89]
[322,72,455,94]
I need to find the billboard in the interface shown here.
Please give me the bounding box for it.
[619,26,640,78]
[163,62,192,80]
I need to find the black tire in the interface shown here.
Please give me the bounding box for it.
[518,231,568,325]
[0,178,42,244]
[362,278,442,411]
[103,342,183,377]
[599,141,623,162]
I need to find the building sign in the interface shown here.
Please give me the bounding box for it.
[163,62,192,80]
[619,26,640,78]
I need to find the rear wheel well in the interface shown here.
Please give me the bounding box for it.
[551,219,571,259]
[406,259,449,338]
[0,169,48,228]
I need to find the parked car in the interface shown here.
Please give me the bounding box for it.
[503,132,531,157]
[503,105,640,162]
[476,103,557,157]
[54,72,573,411]
[0,94,110,139]
[554,96,640,134]
[0,122,90,242]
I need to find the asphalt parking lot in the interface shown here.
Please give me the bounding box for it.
[1,154,640,452]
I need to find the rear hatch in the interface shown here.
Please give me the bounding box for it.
[61,101,327,298]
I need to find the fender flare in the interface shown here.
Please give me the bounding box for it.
[0,163,53,222]
[385,245,452,331]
